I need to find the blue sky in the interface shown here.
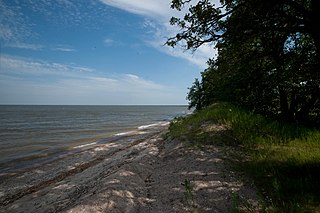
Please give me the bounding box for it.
[0,0,216,105]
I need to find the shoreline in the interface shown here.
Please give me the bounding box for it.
[0,124,168,212]
[0,105,189,176]
[0,121,170,176]
[0,122,260,212]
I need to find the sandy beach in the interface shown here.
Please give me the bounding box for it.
[0,123,260,212]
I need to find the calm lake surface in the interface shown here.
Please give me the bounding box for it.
[0,105,189,173]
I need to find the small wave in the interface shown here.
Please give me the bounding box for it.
[114,131,138,136]
[138,123,159,130]
[73,142,97,149]
[138,121,170,130]
[73,121,170,149]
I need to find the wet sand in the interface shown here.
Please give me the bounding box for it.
[0,123,260,212]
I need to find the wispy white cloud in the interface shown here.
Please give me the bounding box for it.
[142,19,217,68]
[99,0,220,68]
[0,55,186,105]
[1,55,93,77]
[5,42,44,50]
[99,0,172,18]
[0,76,185,105]
[122,74,164,90]
[103,37,127,48]
[31,0,116,28]
[103,38,115,46]
[152,42,216,69]
[52,47,76,52]
[0,0,33,43]
[0,0,111,45]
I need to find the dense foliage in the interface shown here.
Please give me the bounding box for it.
[167,0,320,124]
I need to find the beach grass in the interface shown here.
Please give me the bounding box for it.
[168,102,320,212]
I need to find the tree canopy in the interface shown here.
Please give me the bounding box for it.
[168,0,320,124]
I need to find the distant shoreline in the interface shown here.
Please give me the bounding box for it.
[0,104,189,107]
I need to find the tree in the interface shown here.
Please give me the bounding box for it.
[187,78,204,110]
[167,0,320,123]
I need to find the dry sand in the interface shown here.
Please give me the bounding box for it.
[0,123,260,212]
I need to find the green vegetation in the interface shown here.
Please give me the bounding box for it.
[166,1,319,211]
[183,178,199,212]
[167,0,320,125]
[183,179,195,206]
[168,103,320,212]
[231,192,240,213]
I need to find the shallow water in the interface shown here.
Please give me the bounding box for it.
[0,105,189,173]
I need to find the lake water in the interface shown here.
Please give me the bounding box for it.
[0,105,189,174]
